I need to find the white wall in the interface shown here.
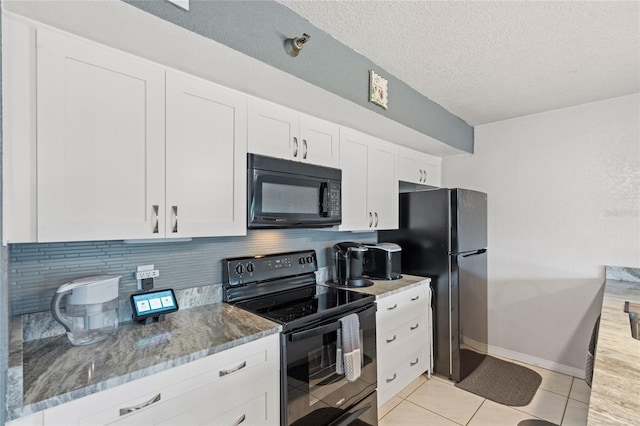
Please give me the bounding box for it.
[443,94,640,376]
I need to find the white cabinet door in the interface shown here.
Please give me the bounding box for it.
[339,128,371,231]
[299,114,340,168]
[248,97,299,161]
[165,71,247,238]
[339,129,398,231]
[367,139,398,230]
[248,98,340,168]
[36,28,165,242]
[397,146,442,187]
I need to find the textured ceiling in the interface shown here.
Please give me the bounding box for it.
[276,1,640,126]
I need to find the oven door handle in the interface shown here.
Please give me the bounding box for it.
[326,404,372,426]
[288,321,341,342]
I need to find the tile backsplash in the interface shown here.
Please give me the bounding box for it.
[9,229,376,315]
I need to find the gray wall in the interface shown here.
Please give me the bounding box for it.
[10,229,376,315]
[124,0,473,153]
[1,2,8,423]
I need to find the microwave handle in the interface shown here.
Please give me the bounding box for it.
[319,182,329,217]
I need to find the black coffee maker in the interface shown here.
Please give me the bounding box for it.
[331,242,374,287]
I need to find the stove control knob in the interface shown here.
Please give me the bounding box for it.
[306,255,315,264]
[299,257,306,265]
[235,264,244,275]
[246,262,255,273]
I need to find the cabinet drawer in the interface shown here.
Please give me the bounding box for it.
[378,348,428,406]
[376,285,429,327]
[377,313,428,355]
[45,334,279,426]
[109,371,279,426]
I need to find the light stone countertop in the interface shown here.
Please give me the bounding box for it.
[6,303,280,422]
[324,274,431,298]
[587,278,640,425]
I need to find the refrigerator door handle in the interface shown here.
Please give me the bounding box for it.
[462,248,487,258]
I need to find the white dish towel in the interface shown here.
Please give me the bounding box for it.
[335,313,361,382]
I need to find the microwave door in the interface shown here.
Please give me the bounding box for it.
[249,170,339,228]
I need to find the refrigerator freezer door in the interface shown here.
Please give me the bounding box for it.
[452,189,487,254]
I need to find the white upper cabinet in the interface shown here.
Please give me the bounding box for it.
[339,128,398,231]
[5,23,247,243]
[248,98,339,168]
[36,28,166,242]
[165,71,247,238]
[397,146,442,187]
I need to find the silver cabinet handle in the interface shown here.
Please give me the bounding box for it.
[293,137,298,157]
[119,393,161,416]
[387,304,398,311]
[386,373,397,383]
[374,212,379,227]
[302,139,308,159]
[386,335,397,343]
[411,295,420,301]
[232,414,246,426]
[172,206,178,233]
[410,323,420,330]
[219,360,247,377]
[419,169,424,182]
[152,205,159,234]
[410,358,419,366]
[368,212,373,227]
[422,169,427,182]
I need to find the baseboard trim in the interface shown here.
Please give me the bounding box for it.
[462,337,585,378]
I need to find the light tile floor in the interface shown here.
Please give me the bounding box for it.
[379,360,590,426]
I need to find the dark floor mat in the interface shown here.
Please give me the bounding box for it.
[455,349,542,406]
[518,420,559,426]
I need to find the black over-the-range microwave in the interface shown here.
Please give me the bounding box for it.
[247,153,342,228]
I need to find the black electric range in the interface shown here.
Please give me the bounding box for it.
[223,250,378,426]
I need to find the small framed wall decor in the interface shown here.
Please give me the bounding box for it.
[369,70,388,109]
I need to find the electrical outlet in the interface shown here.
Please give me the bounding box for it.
[136,270,159,280]
[136,265,159,290]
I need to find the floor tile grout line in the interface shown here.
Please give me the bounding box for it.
[559,378,573,425]
[402,398,468,426]
[464,398,487,426]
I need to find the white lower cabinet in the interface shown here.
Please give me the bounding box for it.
[376,283,432,407]
[42,334,280,426]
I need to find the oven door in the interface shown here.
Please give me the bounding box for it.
[283,304,377,426]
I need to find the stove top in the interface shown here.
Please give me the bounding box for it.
[222,250,375,331]
[234,285,374,331]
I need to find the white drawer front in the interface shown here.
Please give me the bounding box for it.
[377,285,429,330]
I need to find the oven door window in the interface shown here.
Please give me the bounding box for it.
[285,307,377,426]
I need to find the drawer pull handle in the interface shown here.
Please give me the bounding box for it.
[411,295,420,301]
[410,323,420,331]
[119,393,161,416]
[386,373,397,383]
[410,358,419,366]
[386,335,397,343]
[232,414,246,426]
[387,304,398,311]
[219,361,247,377]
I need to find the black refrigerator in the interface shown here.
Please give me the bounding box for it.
[379,188,488,382]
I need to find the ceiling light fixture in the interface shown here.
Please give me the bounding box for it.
[284,33,310,57]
